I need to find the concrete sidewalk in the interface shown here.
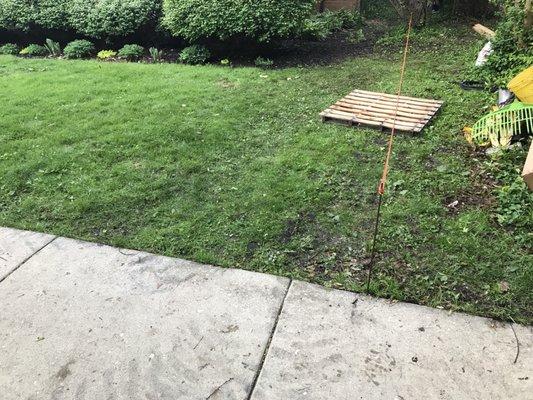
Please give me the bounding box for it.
[0,227,531,400]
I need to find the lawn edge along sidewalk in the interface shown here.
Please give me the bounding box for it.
[0,227,531,400]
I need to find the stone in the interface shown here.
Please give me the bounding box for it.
[0,237,289,400]
[251,281,533,400]
[0,227,55,281]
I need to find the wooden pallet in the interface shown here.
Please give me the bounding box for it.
[320,89,443,133]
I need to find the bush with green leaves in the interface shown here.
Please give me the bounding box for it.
[477,0,532,86]
[0,43,18,55]
[0,0,71,31]
[97,49,117,60]
[68,0,161,39]
[0,0,33,30]
[302,10,364,40]
[335,9,363,30]
[19,44,48,57]
[254,56,273,69]
[486,146,533,247]
[63,40,95,59]
[149,47,164,62]
[163,0,316,43]
[179,45,210,65]
[118,44,145,61]
[44,38,61,56]
[33,0,71,30]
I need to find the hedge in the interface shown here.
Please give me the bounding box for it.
[162,0,316,42]
[34,0,71,30]
[0,0,318,43]
[0,0,161,38]
[0,0,33,31]
[68,0,161,39]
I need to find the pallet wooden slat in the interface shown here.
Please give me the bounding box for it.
[321,89,443,133]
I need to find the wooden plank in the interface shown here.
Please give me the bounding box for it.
[330,106,423,126]
[323,109,420,131]
[522,140,533,190]
[321,89,443,133]
[352,90,442,106]
[343,96,439,116]
[337,99,432,119]
[473,23,495,39]
[330,104,427,124]
[353,89,443,107]
[347,92,441,111]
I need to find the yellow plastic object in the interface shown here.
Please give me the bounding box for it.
[508,67,533,103]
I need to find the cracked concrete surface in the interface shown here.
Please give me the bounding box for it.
[0,228,531,400]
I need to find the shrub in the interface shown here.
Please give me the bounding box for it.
[19,44,48,57]
[347,28,365,44]
[33,0,71,30]
[486,146,533,246]
[0,0,161,35]
[118,44,145,61]
[44,38,61,56]
[254,56,273,69]
[163,0,316,43]
[476,1,533,86]
[179,45,210,65]
[334,9,363,30]
[0,0,33,31]
[97,49,117,60]
[149,47,164,62]
[302,10,363,41]
[0,43,19,55]
[63,40,95,59]
[302,17,331,41]
[68,0,162,39]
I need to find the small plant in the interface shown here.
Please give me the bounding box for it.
[0,43,19,55]
[302,10,364,41]
[334,9,363,30]
[118,44,145,61]
[97,50,117,60]
[19,44,48,57]
[484,146,533,247]
[254,56,274,69]
[44,39,61,57]
[347,28,365,44]
[179,45,210,65]
[63,40,95,59]
[149,47,164,62]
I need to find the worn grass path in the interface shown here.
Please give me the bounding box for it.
[0,25,531,323]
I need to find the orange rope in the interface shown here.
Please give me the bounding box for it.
[378,14,413,196]
[366,15,414,293]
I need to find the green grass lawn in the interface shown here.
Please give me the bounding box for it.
[0,24,531,323]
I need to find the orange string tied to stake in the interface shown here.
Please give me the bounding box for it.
[366,14,413,293]
[378,14,413,196]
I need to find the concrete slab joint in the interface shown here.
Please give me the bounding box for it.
[0,227,56,282]
[0,229,291,399]
[0,227,531,400]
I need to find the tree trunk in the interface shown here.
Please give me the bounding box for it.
[389,0,429,25]
[526,0,533,29]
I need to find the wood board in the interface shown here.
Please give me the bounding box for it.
[320,89,443,133]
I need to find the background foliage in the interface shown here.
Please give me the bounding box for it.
[67,0,161,39]
[0,0,33,31]
[162,0,316,43]
[478,0,532,85]
[0,0,318,43]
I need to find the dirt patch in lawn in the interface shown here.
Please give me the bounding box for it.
[273,21,388,68]
[443,151,497,215]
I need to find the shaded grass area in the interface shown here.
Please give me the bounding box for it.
[0,24,531,323]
